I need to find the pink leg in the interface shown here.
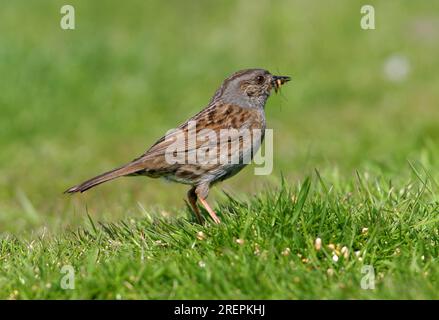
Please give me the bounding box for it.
[198,197,221,224]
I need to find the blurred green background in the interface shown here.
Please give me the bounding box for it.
[1,0,438,233]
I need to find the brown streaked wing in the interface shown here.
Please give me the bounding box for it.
[137,102,264,162]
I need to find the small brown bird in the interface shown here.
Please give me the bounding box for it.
[66,69,290,224]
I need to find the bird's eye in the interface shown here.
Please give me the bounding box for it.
[256,75,265,84]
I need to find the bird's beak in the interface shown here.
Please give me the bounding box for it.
[272,75,291,93]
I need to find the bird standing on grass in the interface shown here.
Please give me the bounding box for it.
[66,69,291,224]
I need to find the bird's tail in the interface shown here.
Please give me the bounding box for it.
[64,162,144,194]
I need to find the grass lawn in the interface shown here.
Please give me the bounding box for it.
[1,174,438,299]
[0,1,438,299]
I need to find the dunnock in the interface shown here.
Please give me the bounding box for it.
[66,69,291,224]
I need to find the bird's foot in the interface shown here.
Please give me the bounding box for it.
[198,197,221,224]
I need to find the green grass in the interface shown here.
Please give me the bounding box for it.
[1,172,438,299]
[0,0,438,299]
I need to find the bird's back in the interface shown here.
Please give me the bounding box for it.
[138,102,266,186]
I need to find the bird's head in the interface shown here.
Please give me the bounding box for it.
[213,69,291,107]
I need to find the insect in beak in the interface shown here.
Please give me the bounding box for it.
[272,75,291,93]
